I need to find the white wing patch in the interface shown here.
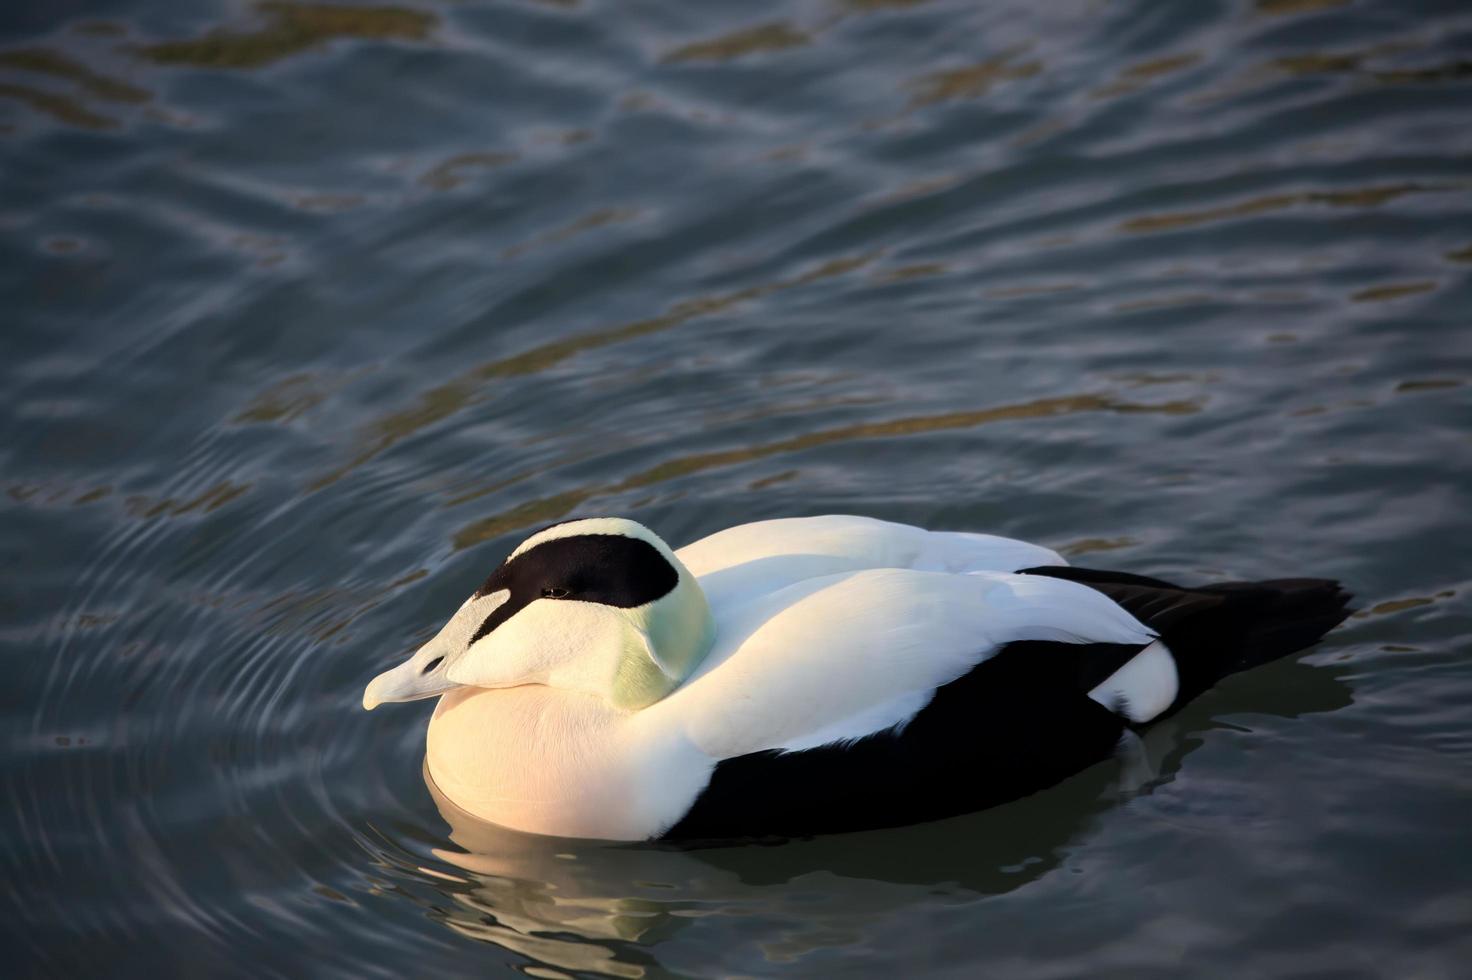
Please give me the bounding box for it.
[1087,639,1179,723]
[645,567,1156,761]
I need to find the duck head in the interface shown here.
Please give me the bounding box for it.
[362,518,716,712]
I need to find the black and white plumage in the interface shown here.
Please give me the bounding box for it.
[362,515,1352,841]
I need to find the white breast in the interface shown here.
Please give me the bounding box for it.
[426,687,712,840]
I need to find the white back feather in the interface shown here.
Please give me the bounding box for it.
[677,515,1067,611]
[639,567,1155,760]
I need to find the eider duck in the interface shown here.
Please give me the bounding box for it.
[363,515,1351,841]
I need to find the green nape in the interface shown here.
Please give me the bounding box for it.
[610,576,716,711]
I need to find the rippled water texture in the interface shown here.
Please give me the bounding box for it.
[3,0,1471,975]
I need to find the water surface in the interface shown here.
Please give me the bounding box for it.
[3,0,1470,976]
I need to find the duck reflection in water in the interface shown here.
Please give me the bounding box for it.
[394,656,1350,976]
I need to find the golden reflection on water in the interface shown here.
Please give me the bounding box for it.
[502,208,641,260]
[440,451,608,510]
[1268,48,1472,86]
[307,252,881,491]
[450,392,1200,550]
[1113,292,1218,314]
[1350,281,1437,303]
[1254,0,1350,15]
[1354,591,1458,618]
[1059,536,1137,557]
[124,480,251,520]
[1092,52,1201,99]
[1,3,435,128]
[5,480,113,508]
[534,126,593,146]
[1118,182,1448,234]
[74,485,113,505]
[1371,61,1472,85]
[1394,379,1463,392]
[1111,370,1218,389]
[418,153,519,192]
[0,4,441,127]
[0,81,119,130]
[290,192,365,213]
[983,281,1083,300]
[654,0,944,71]
[661,22,812,65]
[905,51,1041,107]
[0,43,153,129]
[1272,52,1365,76]
[1119,53,1201,82]
[871,261,948,283]
[0,48,149,103]
[870,174,961,206]
[135,2,436,69]
[232,372,339,425]
[1189,35,1472,107]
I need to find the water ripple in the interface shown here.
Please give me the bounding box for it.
[4,0,1471,975]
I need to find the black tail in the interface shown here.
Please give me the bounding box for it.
[1020,565,1353,715]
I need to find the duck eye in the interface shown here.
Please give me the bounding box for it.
[541,587,570,599]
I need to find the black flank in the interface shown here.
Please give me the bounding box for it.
[1016,565,1353,715]
[662,640,1136,841]
[660,566,1352,842]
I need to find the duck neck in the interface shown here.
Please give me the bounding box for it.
[611,566,715,711]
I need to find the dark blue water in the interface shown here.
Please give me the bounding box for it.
[3,0,1470,976]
